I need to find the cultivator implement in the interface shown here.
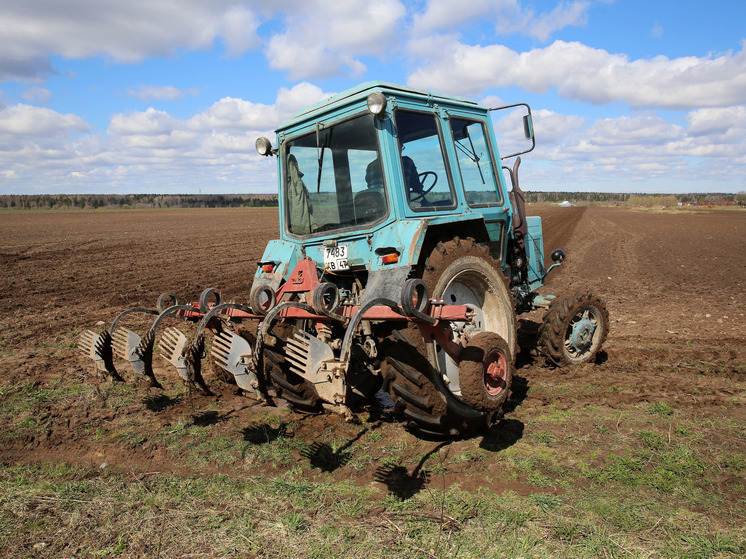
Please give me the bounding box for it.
[79,258,498,424]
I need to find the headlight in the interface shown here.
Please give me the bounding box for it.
[366,92,387,116]
[255,137,273,156]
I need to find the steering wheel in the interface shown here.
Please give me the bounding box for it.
[410,171,438,203]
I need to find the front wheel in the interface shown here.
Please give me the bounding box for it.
[538,292,609,365]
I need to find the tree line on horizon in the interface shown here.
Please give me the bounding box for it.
[0,191,742,210]
[0,193,279,210]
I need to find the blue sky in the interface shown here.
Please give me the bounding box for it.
[1,0,745,195]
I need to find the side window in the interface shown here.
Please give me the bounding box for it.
[450,118,501,206]
[394,111,454,210]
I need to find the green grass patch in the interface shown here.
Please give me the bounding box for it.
[0,462,743,558]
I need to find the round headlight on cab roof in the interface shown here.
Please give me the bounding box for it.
[256,137,273,156]
[366,92,387,116]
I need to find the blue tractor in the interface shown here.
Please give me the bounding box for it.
[81,82,608,437]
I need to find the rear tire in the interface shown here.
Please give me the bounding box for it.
[383,237,516,437]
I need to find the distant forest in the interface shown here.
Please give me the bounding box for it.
[0,193,278,210]
[0,191,742,210]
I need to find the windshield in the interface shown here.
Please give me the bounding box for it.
[284,113,387,236]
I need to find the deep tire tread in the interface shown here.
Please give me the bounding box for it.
[538,291,609,366]
[382,237,515,438]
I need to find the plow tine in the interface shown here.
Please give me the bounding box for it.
[112,329,139,362]
[184,334,212,395]
[209,332,262,396]
[78,329,123,381]
[158,327,189,382]
[111,328,162,388]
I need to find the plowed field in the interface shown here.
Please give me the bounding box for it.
[0,205,744,557]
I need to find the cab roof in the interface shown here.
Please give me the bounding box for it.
[277,81,481,133]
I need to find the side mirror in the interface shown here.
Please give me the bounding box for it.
[523,115,534,140]
[489,102,536,160]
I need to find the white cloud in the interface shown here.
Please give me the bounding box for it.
[414,0,502,32]
[686,106,746,136]
[584,114,684,146]
[127,85,199,102]
[413,0,590,41]
[408,39,746,110]
[109,108,178,136]
[21,87,52,104]
[187,82,330,132]
[0,104,88,137]
[0,83,334,193]
[0,0,261,80]
[500,1,591,42]
[264,0,406,79]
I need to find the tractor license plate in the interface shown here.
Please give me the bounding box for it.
[323,245,349,271]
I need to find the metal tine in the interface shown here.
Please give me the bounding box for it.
[111,328,162,388]
[209,332,251,372]
[78,329,123,381]
[111,328,141,362]
[158,327,189,382]
[209,332,262,396]
[159,327,184,356]
[79,330,100,359]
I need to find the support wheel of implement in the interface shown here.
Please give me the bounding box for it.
[538,291,609,366]
[264,321,321,412]
[382,237,516,437]
[458,332,513,413]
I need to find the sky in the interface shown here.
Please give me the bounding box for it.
[1,0,745,195]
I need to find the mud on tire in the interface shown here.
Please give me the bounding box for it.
[458,332,513,413]
[382,237,516,437]
[382,327,488,438]
[538,291,609,366]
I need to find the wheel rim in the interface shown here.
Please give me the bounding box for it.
[434,271,511,394]
[564,306,601,361]
[436,278,484,393]
[483,349,508,396]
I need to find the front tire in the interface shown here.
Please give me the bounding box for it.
[538,291,609,365]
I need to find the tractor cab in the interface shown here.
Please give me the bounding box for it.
[253,82,539,305]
